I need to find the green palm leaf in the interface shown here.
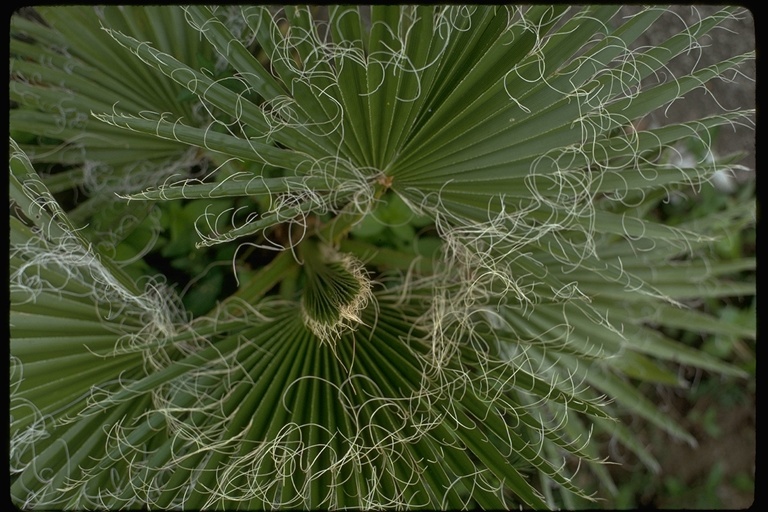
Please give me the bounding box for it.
[10,6,213,245]
[10,5,754,509]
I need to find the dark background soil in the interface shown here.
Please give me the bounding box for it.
[629,5,756,172]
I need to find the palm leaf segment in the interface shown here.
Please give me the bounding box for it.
[9,6,214,241]
[10,5,754,509]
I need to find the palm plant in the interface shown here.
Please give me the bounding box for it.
[10,5,755,509]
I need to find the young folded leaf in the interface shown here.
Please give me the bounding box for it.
[300,240,373,346]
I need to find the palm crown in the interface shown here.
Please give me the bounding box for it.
[10,5,755,509]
